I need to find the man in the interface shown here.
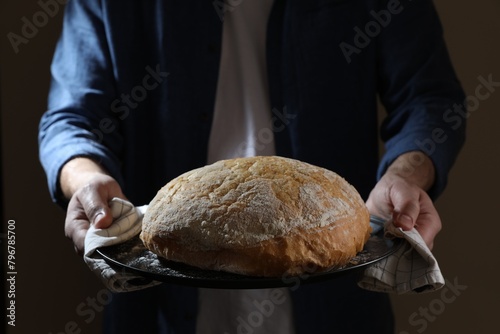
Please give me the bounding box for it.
[39,0,465,333]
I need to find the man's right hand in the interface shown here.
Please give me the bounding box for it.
[60,158,126,255]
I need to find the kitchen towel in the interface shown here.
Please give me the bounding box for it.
[84,198,162,292]
[357,216,445,294]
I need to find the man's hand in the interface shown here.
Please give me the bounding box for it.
[60,158,126,254]
[366,151,442,249]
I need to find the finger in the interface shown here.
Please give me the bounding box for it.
[64,175,126,255]
[365,184,394,221]
[72,221,90,255]
[80,181,125,229]
[389,184,421,231]
[91,204,113,229]
[414,194,442,250]
[415,217,437,250]
[64,199,90,255]
[65,221,89,255]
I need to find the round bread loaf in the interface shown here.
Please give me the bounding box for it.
[140,156,371,277]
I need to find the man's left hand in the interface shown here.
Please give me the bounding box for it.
[365,151,442,249]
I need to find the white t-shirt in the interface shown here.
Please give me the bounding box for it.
[199,1,295,333]
[207,0,276,162]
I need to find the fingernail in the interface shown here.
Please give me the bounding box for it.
[94,212,104,225]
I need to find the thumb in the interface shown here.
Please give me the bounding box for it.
[390,184,421,231]
[80,177,126,229]
[92,206,114,229]
[93,193,128,229]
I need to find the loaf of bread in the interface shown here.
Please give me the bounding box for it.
[140,156,371,277]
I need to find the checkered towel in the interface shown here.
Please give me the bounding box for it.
[84,198,445,294]
[84,198,162,292]
[358,217,445,294]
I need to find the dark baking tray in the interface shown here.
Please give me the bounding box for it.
[96,216,401,289]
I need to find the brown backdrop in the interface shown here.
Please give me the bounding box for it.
[1,1,499,333]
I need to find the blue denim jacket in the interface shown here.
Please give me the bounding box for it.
[39,0,465,333]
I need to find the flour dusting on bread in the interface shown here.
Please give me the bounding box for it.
[141,156,371,277]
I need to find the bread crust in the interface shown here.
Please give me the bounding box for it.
[140,156,371,277]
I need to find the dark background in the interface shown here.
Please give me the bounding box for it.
[2,1,499,333]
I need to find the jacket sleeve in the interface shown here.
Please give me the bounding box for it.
[376,0,466,199]
[38,0,124,206]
